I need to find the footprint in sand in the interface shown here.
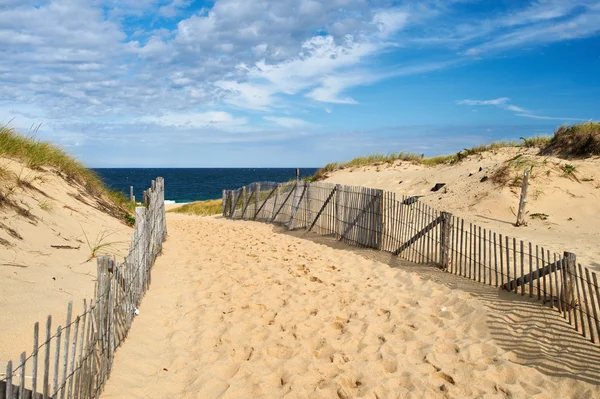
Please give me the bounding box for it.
[266,344,294,359]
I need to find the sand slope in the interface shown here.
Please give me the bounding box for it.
[0,158,132,364]
[101,214,600,398]
[323,148,600,270]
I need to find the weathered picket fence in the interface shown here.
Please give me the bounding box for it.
[223,180,600,346]
[1,177,166,399]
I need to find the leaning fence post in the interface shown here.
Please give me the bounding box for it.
[561,252,576,314]
[222,190,227,217]
[440,212,453,270]
[515,169,530,226]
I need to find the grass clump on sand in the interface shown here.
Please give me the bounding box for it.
[541,122,600,157]
[310,123,597,181]
[311,141,522,181]
[0,125,134,224]
[168,199,222,216]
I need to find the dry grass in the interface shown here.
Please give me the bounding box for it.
[0,125,134,222]
[311,122,598,182]
[168,199,222,216]
[541,122,600,157]
[311,140,522,181]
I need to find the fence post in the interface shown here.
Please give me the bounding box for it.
[515,169,530,226]
[561,252,576,313]
[255,183,260,218]
[228,190,234,217]
[241,186,247,219]
[377,189,384,250]
[335,184,342,239]
[440,212,453,270]
[306,182,312,229]
[222,190,227,217]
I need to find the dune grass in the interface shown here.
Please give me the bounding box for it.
[310,124,597,181]
[168,199,223,216]
[0,125,134,222]
[541,122,600,157]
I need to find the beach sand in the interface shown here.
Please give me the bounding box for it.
[0,158,132,365]
[101,213,600,398]
[323,148,600,270]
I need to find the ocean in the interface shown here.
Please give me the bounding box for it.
[93,168,319,204]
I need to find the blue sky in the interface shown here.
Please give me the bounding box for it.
[0,0,599,167]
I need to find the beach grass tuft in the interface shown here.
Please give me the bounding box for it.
[0,125,135,222]
[168,199,223,216]
[311,122,599,181]
[541,122,600,157]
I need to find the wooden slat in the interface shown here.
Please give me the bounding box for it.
[520,241,525,296]
[270,183,297,223]
[578,264,595,343]
[32,322,39,398]
[52,326,62,397]
[536,245,541,300]
[513,238,517,294]
[555,254,562,315]
[19,352,26,399]
[288,183,307,230]
[459,219,464,276]
[502,258,562,291]
[59,303,73,399]
[308,186,337,232]
[67,314,80,399]
[393,214,443,257]
[482,228,486,284]
[5,360,12,399]
[493,233,498,287]
[341,191,380,244]
[43,316,51,399]
[573,262,584,337]
[591,272,600,343]
[505,236,510,291]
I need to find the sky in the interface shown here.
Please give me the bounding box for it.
[0,0,599,167]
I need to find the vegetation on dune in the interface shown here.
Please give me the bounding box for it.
[0,125,134,225]
[168,199,222,216]
[541,122,600,157]
[310,122,599,182]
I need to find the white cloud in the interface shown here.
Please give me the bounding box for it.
[516,114,588,121]
[139,111,248,129]
[457,98,509,106]
[263,116,311,128]
[458,97,587,121]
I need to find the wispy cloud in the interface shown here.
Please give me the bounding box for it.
[263,116,312,128]
[457,97,588,121]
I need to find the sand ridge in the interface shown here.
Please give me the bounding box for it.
[101,214,600,398]
[323,148,600,270]
[0,158,132,364]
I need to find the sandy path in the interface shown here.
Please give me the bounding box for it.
[101,214,600,398]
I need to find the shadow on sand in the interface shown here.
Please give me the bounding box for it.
[274,225,600,386]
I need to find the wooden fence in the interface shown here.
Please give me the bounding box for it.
[1,177,167,399]
[223,181,600,346]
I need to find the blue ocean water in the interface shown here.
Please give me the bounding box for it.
[93,168,319,203]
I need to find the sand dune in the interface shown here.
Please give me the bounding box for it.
[323,148,600,270]
[101,214,600,398]
[0,158,132,364]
